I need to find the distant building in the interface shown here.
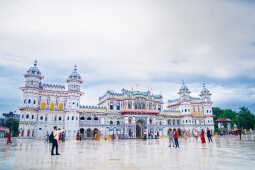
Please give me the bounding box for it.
[18,61,214,139]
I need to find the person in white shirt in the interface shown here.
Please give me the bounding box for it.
[51,126,64,155]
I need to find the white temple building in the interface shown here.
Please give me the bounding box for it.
[18,61,214,139]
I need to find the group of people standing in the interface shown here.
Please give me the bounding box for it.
[168,128,213,148]
[168,129,179,148]
[201,128,213,143]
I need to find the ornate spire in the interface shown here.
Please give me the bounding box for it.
[200,82,211,97]
[34,60,38,66]
[178,80,191,98]
[67,65,83,84]
[74,64,77,72]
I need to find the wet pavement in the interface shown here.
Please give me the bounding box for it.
[0,136,255,170]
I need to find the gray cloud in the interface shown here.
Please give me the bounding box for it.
[0,0,255,112]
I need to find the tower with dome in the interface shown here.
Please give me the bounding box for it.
[19,61,214,139]
[19,61,83,138]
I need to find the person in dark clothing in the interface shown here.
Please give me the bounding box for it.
[207,128,213,143]
[173,129,179,148]
[239,129,242,140]
[51,126,64,156]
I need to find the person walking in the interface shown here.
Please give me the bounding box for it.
[201,129,206,144]
[61,132,65,142]
[51,126,64,156]
[168,129,175,147]
[7,131,12,144]
[207,128,213,143]
[194,130,198,141]
[173,129,179,148]
[239,128,242,140]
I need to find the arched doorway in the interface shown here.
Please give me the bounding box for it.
[80,128,85,137]
[136,119,145,138]
[93,129,99,139]
[27,129,30,137]
[87,128,92,138]
[129,129,133,138]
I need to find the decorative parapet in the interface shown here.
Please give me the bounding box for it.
[42,84,65,91]
[120,109,160,115]
[19,106,40,111]
[99,88,163,102]
[79,105,107,113]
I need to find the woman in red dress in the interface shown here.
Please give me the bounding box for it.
[201,129,206,144]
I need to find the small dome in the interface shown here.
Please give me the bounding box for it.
[200,83,210,95]
[26,60,41,75]
[68,65,81,79]
[67,65,83,83]
[178,80,190,94]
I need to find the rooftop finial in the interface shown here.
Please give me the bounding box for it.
[34,60,38,66]
[202,82,206,88]
[182,80,185,85]
[74,64,77,71]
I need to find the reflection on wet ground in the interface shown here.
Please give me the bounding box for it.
[0,135,255,170]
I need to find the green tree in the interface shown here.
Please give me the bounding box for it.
[236,107,255,129]
[5,118,19,137]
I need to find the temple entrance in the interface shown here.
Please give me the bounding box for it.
[136,120,145,138]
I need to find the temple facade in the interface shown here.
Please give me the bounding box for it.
[18,61,214,139]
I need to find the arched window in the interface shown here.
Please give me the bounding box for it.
[185,109,187,112]
[80,117,85,120]
[72,116,74,120]
[67,116,69,120]
[32,115,34,119]
[26,114,29,119]
[59,116,62,121]
[40,116,43,120]
[45,116,48,121]
[117,121,120,125]
[128,102,132,109]
[186,120,188,123]
[87,117,91,120]
[110,102,114,110]
[28,99,31,104]
[33,100,36,104]
[76,116,78,120]
[94,117,98,120]
[110,121,113,125]
[168,119,171,125]
[116,102,120,110]
[22,114,24,119]
[177,120,180,125]
[149,119,152,124]
[24,99,26,104]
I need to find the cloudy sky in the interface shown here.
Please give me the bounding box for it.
[0,0,255,113]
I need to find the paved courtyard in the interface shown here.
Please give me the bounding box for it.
[0,136,255,170]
